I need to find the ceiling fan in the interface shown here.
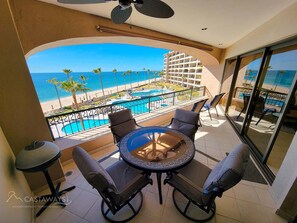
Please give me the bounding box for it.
[57,0,174,24]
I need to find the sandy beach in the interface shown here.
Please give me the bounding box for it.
[41,80,151,113]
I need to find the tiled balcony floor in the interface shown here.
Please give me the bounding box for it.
[35,110,287,223]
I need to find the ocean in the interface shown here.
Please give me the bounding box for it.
[244,69,296,89]
[31,71,157,102]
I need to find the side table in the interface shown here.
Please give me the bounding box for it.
[15,141,75,217]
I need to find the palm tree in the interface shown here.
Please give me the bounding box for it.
[122,72,127,91]
[127,70,132,89]
[112,68,119,93]
[142,68,147,84]
[273,70,286,91]
[59,73,87,129]
[63,69,72,79]
[153,71,157,82]
[93,68,105,99]
[59,77,85,111]
[80,74,89,100]
[158,70,165,82]
[136,71,140,87]
[147,69,151,86]
[47,78,62,109]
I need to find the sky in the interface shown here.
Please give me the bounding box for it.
[26,43,170,73]
[247,50,297,71]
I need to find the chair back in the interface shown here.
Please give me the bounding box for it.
[108,109,137,143]
[243,94,265,113]
[191,98,208,113]
[72,146,117,193]
[209,93,225,108]
[170,109,199,141]
[202,144,250,203]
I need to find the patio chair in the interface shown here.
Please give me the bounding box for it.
[164,143,250,222]
[108,109,141,144]
[237,94,276,125]
[202,93,225,120]
[72,146,152,222]
[167,109,199,141]
[191,98,208,126]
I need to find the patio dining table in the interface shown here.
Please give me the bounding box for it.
[118,126,195,204]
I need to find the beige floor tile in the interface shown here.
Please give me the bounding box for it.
[130,212,161,223]
[35,205,65,223]
[215,214,242,223]
[161,197,189,223]
[65,190,98,218]
[237,200,270,223]
[254,187,277,208]
[83,198,108,223]
[141,191,164,220]
[54,210,86,223]
[216,196,243,221]
[263,207,287,223]
[233,183,261,204]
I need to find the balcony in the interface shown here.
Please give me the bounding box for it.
[35,106,286,223]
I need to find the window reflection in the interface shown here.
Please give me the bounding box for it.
[227,53,263,130]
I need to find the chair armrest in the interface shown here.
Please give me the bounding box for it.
[176,173,204,193]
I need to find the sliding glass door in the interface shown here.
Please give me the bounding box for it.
[224,40,297,178]
[226,52,263,131]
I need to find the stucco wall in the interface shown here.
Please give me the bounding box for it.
[0,0,64,190]
[225,1,297,58]
[0,127,32,223]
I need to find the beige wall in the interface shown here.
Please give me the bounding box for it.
[0,127,32,223]
[9,0,222,66]
[0,0,64,190]
[271,133,297,220]
[225,1,297,58]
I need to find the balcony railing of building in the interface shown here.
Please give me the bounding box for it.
[233,87,287,111]
[46,87,206,140]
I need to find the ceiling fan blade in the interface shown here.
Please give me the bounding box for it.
[134,0,174,18]
[111,5,132,24]
[57,0,107,4]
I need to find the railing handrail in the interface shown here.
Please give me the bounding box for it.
[45,87,203,119]
[45,86,206,139]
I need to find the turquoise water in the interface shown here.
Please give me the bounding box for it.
[62,89,169,134]
[62,119,109,134]
[112,89,169,114]
[31,71,159,102]
[132,89,168,97]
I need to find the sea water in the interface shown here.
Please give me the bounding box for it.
[31,71,157,102]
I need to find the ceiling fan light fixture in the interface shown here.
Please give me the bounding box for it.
[119,0,132,9]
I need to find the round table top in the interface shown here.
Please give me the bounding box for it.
[119,126,195,172]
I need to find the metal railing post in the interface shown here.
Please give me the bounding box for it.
[148,97,151,113]
[173,92,176,105]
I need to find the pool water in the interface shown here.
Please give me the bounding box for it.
[132,89,168,98]
[62,89,170,134]
[112,96,167,114]
[62,119,109,134]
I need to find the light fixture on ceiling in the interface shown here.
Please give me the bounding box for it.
[201,27,207,31]
[96,25,213,51]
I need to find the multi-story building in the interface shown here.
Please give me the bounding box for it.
[163,51,202,88]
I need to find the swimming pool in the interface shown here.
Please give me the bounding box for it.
[112,96,168,114]
[132,89,169,98]
[62,119,109,134]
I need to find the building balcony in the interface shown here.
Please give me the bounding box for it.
[34,104,286,223]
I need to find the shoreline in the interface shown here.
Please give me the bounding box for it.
[40,80,153,113]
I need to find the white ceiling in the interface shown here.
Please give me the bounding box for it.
[39,0,297,48]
